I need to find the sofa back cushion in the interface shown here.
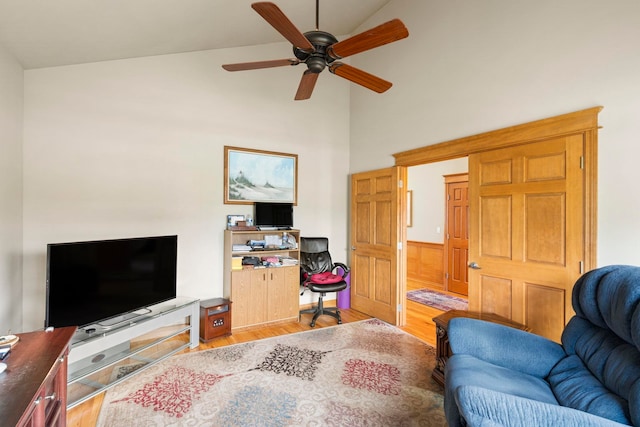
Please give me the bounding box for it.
[557,265,640,425]
[549,335,633,424]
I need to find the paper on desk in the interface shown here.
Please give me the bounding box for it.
[264,235,282,246]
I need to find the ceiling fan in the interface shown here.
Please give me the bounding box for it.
[222,1,409,100]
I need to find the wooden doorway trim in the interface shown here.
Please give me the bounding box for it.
[393,106,601,270]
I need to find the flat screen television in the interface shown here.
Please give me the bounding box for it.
[254,202,293,228]
[45,235,178,329]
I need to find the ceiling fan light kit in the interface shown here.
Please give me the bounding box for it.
[222,1,409,100]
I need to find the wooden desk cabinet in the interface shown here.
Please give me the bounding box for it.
[0,326,76,426]
[431,310,530,386]
[223,229,300,330]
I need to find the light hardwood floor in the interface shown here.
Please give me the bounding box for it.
[67,289,455,426]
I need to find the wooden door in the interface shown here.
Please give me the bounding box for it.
[468,135,584,342]
[230,270,251,327]
[444,174,469,295]
[248,269,268,325]
[350,167,406,325]
[267,267,299,321]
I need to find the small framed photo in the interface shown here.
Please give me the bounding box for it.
[227,215,245,227]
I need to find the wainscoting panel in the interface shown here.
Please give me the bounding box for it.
[407,241,444,290]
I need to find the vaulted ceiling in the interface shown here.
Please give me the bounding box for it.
[0,0,391,69]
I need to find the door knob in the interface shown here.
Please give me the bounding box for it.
[468,262,481,269]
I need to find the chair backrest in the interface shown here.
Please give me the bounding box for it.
[300,237,333,275]
[560,265,640,425]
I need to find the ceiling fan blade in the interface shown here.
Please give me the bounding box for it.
[252,2,315,52]
[295,70,319,100]
[222,58,300,71]
[329,63,392,93]
[328,19,409,59]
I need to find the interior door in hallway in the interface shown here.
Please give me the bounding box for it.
[468,135,585,342]
[350,167,406,325]
[444,173,469,296]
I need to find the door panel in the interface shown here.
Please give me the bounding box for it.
[231,270,250,327]
[469,135,584,342]
[525,194,565,264]
[525,283,565,335]
[350,167,405,325]
[480,196,512,258]
[353,253,371,299]
[374,259,392,303]
[478,275,513,319]
[249,270,268,325]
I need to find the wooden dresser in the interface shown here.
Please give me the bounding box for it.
[0,326,76,426]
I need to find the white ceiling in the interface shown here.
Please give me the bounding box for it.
[0,0,391,69]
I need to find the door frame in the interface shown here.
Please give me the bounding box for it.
[392,107,601,319]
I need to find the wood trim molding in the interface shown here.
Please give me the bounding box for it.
[393,107,602,166]
[444,173,468,184]
[584,127,599,269]
[394,106,602,272]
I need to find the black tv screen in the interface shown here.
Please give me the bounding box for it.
[45,235,177,328]
[254,202,293,228]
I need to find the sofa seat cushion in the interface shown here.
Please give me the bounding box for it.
[446,354,559,426]
[548,355,632,425]
[448,354,559,403]
[455,386,632,427]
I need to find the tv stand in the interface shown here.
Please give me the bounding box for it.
[97,307,152,328]
[66,297,199,408]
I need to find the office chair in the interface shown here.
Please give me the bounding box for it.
[298,237,349,327]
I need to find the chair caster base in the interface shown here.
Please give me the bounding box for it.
[299,291,344,327]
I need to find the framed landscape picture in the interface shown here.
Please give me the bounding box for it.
[224,146,298,205]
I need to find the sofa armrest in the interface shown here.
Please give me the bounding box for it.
[455,386,629,427]
[448,317,566,377]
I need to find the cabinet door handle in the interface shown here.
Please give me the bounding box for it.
[34,392,56,405]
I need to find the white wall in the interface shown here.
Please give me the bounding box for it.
[22,42,350,331]
[16,0,640,330]
[407,158,468,243]
[0,42,24,333]
[351,0,640,267]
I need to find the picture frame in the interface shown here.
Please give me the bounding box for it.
[224,146,298,205]
[227,215,245,227]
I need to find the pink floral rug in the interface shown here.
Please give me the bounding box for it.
[97,319,446,426]
[407,288,468,311]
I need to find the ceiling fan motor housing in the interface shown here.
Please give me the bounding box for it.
[294,30,338,73]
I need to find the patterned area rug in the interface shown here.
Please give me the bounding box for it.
[407,288,468,311]
[96,319,445,426]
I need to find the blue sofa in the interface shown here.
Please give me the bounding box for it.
[445,265,640,427]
